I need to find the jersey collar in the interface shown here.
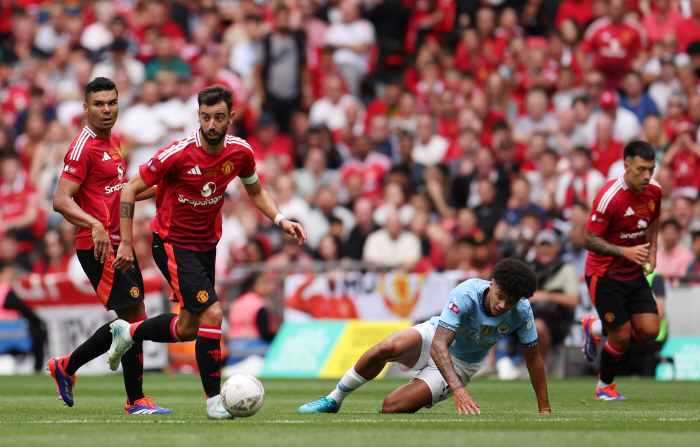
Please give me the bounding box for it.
[618,176,629,190]
[194,130,202,148]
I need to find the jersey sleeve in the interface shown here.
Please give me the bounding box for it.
[437,287,471,332]
[516,307,538,348]
[139,144,181,187]
[61,139,92,185]
[586,188,614,236]
[238,144,259,186]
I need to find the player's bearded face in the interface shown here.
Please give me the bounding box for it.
[199,103,231,146]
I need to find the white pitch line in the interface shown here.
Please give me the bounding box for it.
[4,417,700,424]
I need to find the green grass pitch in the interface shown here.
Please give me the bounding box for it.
[1,374,699,447]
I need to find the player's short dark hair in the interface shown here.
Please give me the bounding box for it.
[623,141,655,161]
[85,77,117,102]
[197,85,234,113]
[492,258,538,300]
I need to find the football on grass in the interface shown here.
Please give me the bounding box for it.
[221,374,265,417]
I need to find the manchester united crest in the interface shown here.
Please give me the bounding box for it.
[648,199,655,212]
[130,287,140,298]
[197,291,209,303]
[605,312,615,323]
[222,161,234,175]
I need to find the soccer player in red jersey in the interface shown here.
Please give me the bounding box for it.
[48,77,170,414]
[108,85,307,419]
[581,141,661,400]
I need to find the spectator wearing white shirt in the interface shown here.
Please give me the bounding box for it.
[363,211,421,270]
[80,1,115,54]
[91,39,146,88]
[411,114,449,167]
[155,74,198,144]
[513,88,557,143]
[119,81,168,177]
[585,90,642,144]
[309,74,364,133]
[648,56,681,116]
[324,0,375,96]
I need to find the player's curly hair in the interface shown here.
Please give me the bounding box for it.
[492,258,538,300]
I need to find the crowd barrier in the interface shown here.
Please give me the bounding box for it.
[2,266,698,379]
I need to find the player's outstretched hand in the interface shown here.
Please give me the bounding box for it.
[280,219,307,245]
[92,222,112,263]
[623,243,649,265]
[453,388,481,415]
[111,243,134,273]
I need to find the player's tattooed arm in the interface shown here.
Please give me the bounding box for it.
[584,230,622,257]
[120,201,135,219]
[430,326,462,392]
[522,342,551,414]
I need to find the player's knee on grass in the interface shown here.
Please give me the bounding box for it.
[381,395,419,414]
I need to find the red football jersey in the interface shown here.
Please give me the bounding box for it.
[590,139,623,177]
[139,130,257,251]
[585,177,662,281]
[339,152,392,201]
[581,17,647,87]
[61,126,128,250]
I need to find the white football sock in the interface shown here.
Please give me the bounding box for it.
[328,365,368,403]
[592,319,603,338]
[206,395,219,409]
[123,325,133,344]
[597,379,613,389]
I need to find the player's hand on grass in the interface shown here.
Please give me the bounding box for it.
[453,387,480,415]
[92,222,112,263]
[622,243,649,265]
[111,243,134,273]
[280,219,307,245]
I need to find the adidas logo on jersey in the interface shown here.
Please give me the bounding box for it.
[188,165,202,175]
[102,152,111,161]
[624,207,634,217]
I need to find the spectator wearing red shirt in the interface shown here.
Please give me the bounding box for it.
[0,155,43,254]
[475,7,507,65]
[641,0,684,44]
[555,0,595,29]
[677,0,700,54]
[590,113,624,177]
[662,122,700,192]
[247,113,295,172]
[454,28,495,86]
[340,135,392,201]
[579,0,648,89]
[31,229,71,274]
[365,81,402,129]
[663,94,688,141]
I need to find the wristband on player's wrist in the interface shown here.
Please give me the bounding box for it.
[274,213,285,226]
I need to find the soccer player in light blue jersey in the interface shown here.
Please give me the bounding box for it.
[298,258,551,415]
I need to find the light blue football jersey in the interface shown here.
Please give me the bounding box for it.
[429,278,538,364]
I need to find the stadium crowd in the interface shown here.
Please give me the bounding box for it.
[2,0,700,306]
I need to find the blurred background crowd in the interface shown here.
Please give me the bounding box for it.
[2,0,700,374]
